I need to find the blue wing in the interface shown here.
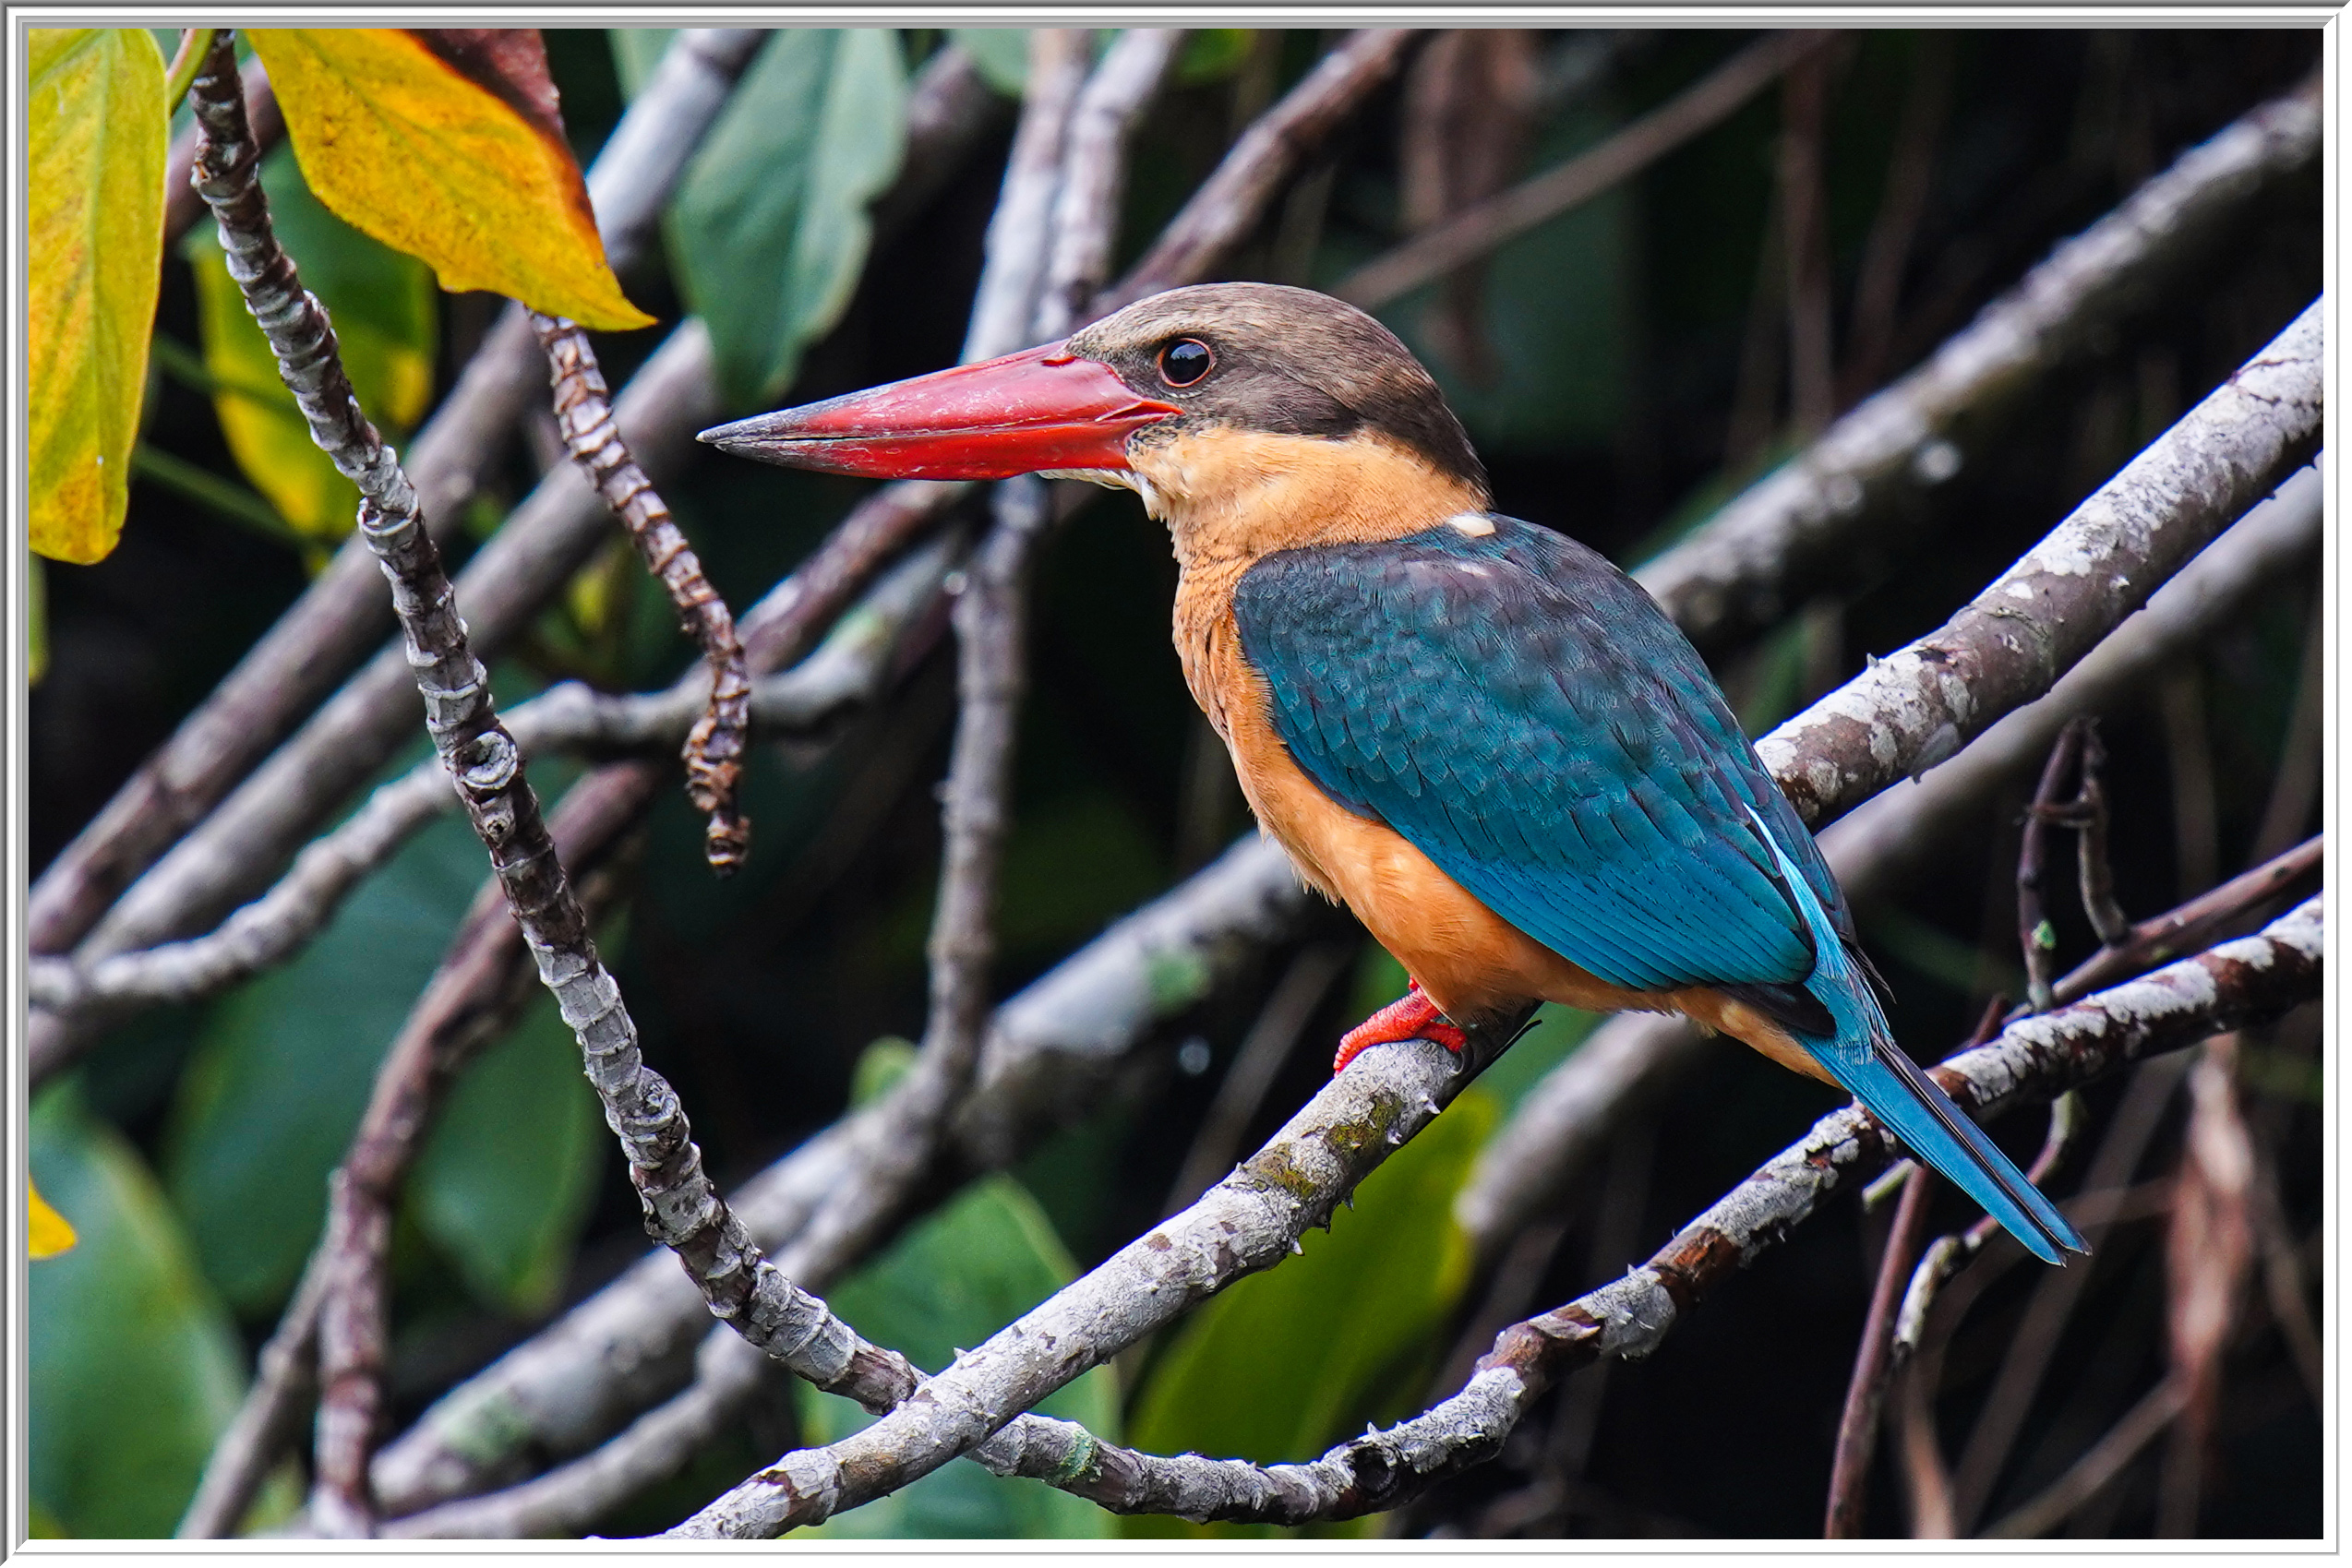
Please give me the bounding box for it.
[1232,514,1846,1003]
[1233,516,2084,1266]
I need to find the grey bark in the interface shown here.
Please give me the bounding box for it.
[1457,460,2322,1257]
[1632,74,2321,655]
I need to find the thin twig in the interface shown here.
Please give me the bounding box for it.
[2070,722,2134,946]
[2248,581,2324,864]
[1163,941,1356,1217]
[175,1244,332,1538]
[1035,28,1185,340]
[32,30,763,972]
[1840,32,1952,402]
[1824,989,2011,1538]
[1106,28,1425,309]
[1979,1377,2188,1539]
[2043,833,2322,1009]
[1779,43,1837,437]
[1825,1166,1936,1538]
[1335,31,1835,310]
[2018,722,2088,1011]
[534,315,751,870]
[1943,1053,2193,1534]
[760,24,1096,1316]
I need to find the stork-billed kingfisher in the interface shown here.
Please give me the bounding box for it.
[701,283,2086,1266]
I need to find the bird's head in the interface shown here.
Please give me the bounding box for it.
[700,283,1491,562]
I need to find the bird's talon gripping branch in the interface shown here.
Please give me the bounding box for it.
[1333,979,1468,1074]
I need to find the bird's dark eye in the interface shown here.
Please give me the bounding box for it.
[1158,338,1213,388]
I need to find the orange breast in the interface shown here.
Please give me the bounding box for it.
[1173,581,1662,1031]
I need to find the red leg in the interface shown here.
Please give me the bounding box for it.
[1333,978,1469,1073]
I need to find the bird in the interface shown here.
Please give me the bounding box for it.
[699,281,2087,1267]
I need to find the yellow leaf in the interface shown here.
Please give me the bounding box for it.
[247,29,654,329]
[28,29,166,565]
[30,1178,77,1259]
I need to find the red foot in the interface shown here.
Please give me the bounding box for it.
[1333,980,1469,1073]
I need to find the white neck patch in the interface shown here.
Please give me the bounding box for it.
[1446,511,1496,538]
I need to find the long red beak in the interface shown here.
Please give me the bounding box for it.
[696,342,1182,481]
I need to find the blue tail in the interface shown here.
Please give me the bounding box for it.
[1750,815,2088,1266]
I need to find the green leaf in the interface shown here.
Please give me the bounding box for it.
[30,1083,247,1538]
[184,142,437,540]
[797,1175,1117,1538]
[950,28,1029,95]
[163,803,489,1316]
[29,28,166,564]
[668,30,909,407]
[411,987,606,1317]
[1122,1088,1499,1536]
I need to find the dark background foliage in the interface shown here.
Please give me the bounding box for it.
[30,26,2321,1539]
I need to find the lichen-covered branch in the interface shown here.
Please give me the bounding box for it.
[27,533,960,1024]
[29,33,998,1087]
[1036,28,1184,338]
[666,1007,1531,1538]
[861,902,2318,1531]
[30,29,763,975]
[533,315,751,869]
[776,21,1134,1322]
[368,832,1317,1523]
[1457,456,2322,1259]
[1757,298,2318,827]
[1631,73,2319,654]
[183,30,926,1536]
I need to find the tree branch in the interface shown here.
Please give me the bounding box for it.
[1103,29,1425,310]
[368,832,1316,1523]
[29,30,992,1086]
[1633,74,2321,655]
[1458,454,2322,1263]
[30,29,764,969]
[533,314,751,869]
[1334,30,1834,311]
[669,901,2320,1535]
[183,30,923,1533]
[1757,298,2319,827]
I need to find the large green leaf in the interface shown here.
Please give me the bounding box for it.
[162,803,487,1316]
[30,1083,248,1538]
[184,141,437,540]
[666,30,908,408]
[796,1171,1118,1538]
[411,985,606,1318]
[29,28,166,564]
[1122,1087,1499,1536]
